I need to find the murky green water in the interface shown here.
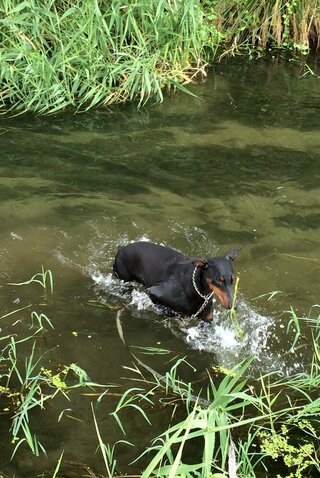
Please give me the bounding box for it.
[0,58,319,476]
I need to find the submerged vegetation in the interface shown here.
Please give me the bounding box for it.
[0,0,319,114]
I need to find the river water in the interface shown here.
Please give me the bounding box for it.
[0,58,319,476]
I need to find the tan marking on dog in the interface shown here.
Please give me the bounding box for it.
[202,308,213,322]
[209,285,229,308]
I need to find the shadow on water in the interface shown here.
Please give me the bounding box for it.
[0,57,319,475]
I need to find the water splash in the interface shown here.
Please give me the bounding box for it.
[92,270,305,376]
[92,271,160,312]
[55,222,303,376]
[179,299,276,371]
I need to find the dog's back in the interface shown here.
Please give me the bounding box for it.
[113,241,183,287]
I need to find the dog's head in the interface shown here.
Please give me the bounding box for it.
[193,249,239,309]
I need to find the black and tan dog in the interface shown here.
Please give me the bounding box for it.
[113,241,239,322]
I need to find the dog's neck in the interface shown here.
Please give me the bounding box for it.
[192,267,210,298]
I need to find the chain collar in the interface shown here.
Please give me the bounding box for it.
[191,267,215,318]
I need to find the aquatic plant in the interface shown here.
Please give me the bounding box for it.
[92,404,133,478]
[1,265,320,477]
[6,336,101,457]
[0,268,105,460]
[8,266,54,295]
[228,275,243,340]
[0,0,219,115]
[95,306,320,477]
[1,1,319,115]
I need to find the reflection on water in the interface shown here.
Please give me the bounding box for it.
[0,58,319,475]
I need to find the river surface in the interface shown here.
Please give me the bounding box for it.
[0,58,319,476]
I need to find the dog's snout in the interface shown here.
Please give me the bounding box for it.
[210,285,229,308]
[210,283,236,310]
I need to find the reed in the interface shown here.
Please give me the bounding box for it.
[8,266,54,295]
[228,275,243,340]
[213,0,320,54]
[0,0,217,115]
[0,268,105,461]
[2,267,320,476]
[103,306,320,477]
[1,1,319,115]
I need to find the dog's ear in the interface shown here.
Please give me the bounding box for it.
[179,257,208,269]
[224,248,240,261]
[192,258,208,269]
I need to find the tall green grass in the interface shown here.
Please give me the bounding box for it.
[100,306,320,477]
[0,0,219,115]
[1,1,319,115]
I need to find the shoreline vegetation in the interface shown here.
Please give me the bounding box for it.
[1,0,320,115]
[1,268,320,477]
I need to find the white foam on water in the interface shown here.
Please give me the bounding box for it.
[92,271,127,299]
[10,232,23,240]
[92,270,286,374]
[92,271,115,289]
[175,298,294,374]
[92,270,301,374]
[54,222,304,377]
[129,289,156,311]
[92,271,161,315]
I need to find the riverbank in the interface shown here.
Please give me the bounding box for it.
[1,0,319,115]
[213,0,320,54]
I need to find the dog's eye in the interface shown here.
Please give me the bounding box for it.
[219,277,225,284]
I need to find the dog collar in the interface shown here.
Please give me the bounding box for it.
[191,267,215,318]
[192,267,210,299]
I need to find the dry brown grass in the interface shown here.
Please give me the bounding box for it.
[213,0,320,52]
